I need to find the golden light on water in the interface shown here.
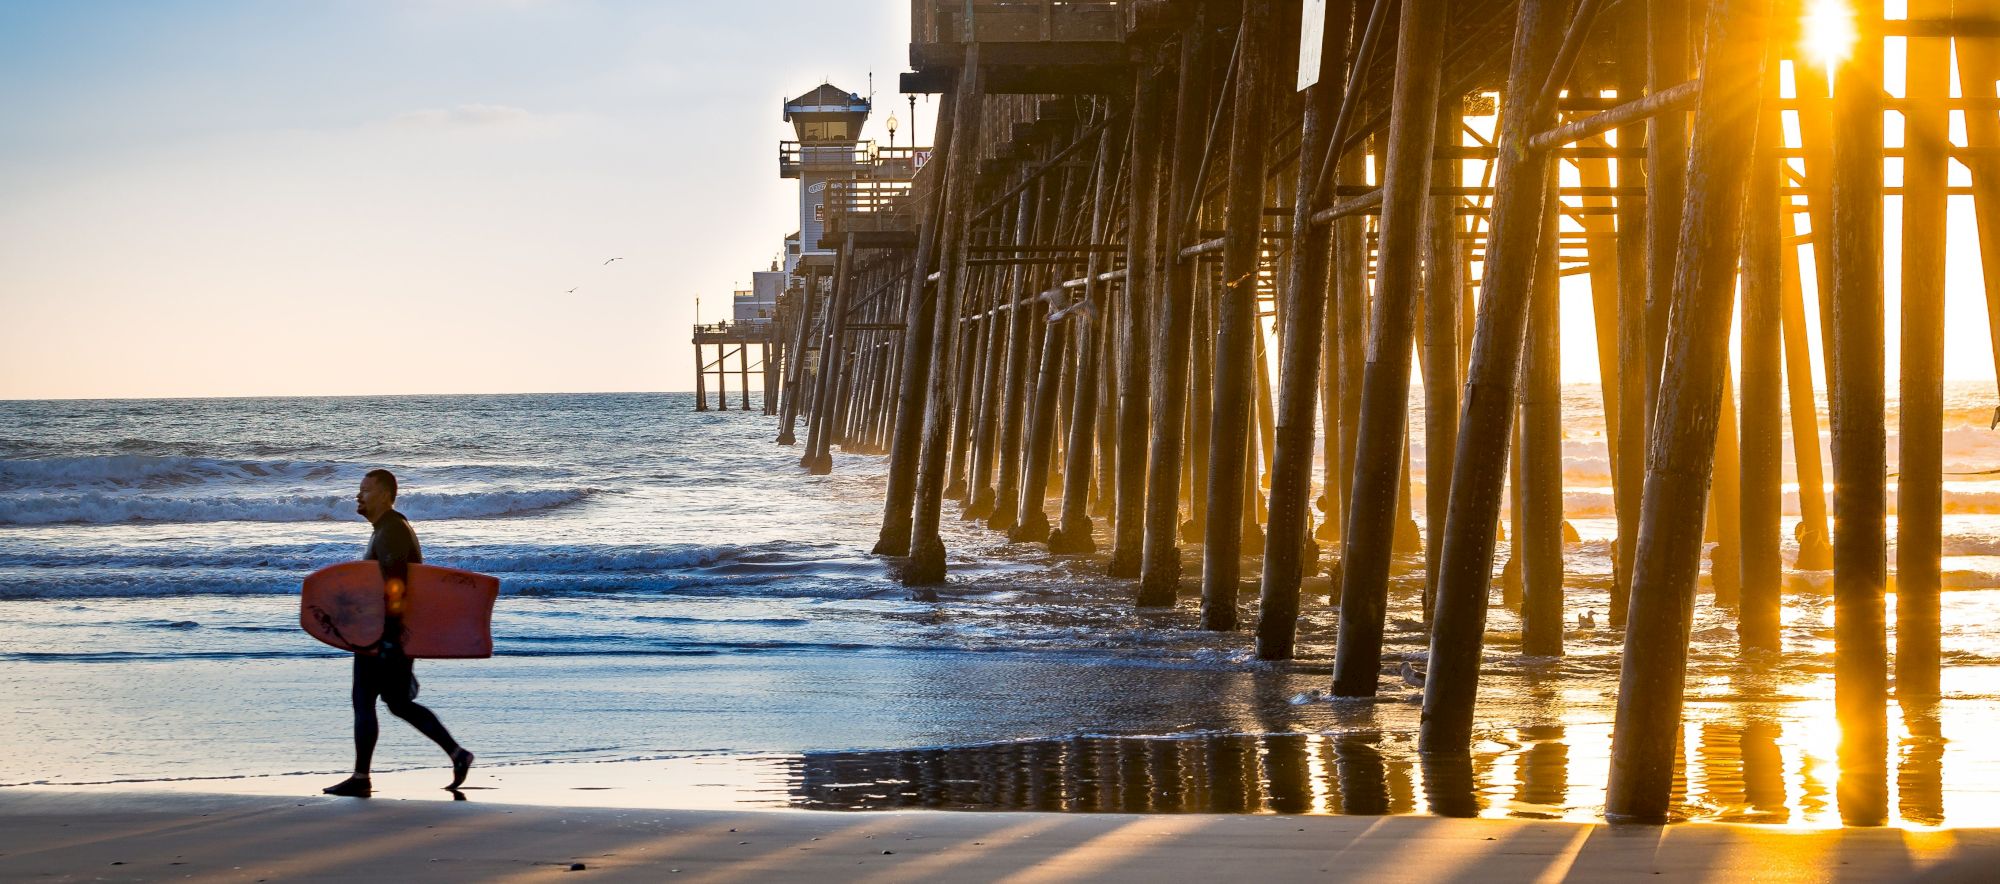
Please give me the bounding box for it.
[1802,0,1858,78]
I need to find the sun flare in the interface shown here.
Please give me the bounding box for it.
[1802,0,1858,78]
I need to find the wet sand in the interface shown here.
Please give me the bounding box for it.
[3,788,1997,882]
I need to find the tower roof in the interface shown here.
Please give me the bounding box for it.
[784,83,869,121]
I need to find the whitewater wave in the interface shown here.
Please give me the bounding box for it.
[0,455,349,492]
[0,487,596,525]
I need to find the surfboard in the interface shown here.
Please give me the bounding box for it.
[300,561,386,653]
[301,562,500,659]
[397,564,500,659]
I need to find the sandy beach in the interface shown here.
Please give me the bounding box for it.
[4,786,1998,882]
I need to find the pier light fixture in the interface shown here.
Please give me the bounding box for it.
[886,110,898,148]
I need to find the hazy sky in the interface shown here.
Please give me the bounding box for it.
[0,2,1993,398]
[0,0,934,399]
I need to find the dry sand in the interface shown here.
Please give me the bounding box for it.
[4,787,1999,882]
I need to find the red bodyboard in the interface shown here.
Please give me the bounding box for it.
[301,562,500,659]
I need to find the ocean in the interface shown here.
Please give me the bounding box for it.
[5,389,2000,826]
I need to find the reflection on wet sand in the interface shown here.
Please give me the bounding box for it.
[789,713,1956,826]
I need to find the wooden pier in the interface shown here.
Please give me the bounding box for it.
[726,0,2000,825]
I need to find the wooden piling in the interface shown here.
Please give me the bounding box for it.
[1738,90,1784,654]
[1780,239,1834,571]
[963,205,1016,518]
[1828,0,1887,827]
[1139,15,1215,605]
[1520,181,1564,658]
[1330,0,1451,692]
[1199,0,1272,631]
[1421,98,1465,622]
[905,47,984,586]
[1049,118,1124,555]
[1609,0,1651,627]
[801,235,855,475]
[1641,0,1690,420]
[693,343,709,412]
[1110,66,1166,577]
[1896,0,1950,702]
[776,271,818,444]
[1254,0,1344,647]
[1604,0,1775,823]
[874,90,958,556]
[988,185,1044,532]
[1418,0,1569,746]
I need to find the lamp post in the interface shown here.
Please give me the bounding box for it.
[886,110,899,149]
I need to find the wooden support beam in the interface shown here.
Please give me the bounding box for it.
[776,271,819,443]
[1420,97,1466,622]
[1606,0,1776,824]
[1110,63,1167,576]
[1331,0,1452,691]
[905,47,986,586]
[1139,11,1215,603]
[801,235,857,474]
[988,175,1048,532]
[1528,80,1700,152]
[1419,0,1569,746]
[1200,0,1273,631]
[1610,4,1649,625]
[693,342,708,412]
[1050,117,1125,554]
[1520,181,1564,658]
[1830,0,1890,828]
[1738,86,1784,654]
[1254,0,1346,648]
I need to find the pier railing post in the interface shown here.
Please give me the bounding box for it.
[1328,0,1450,685]
[1604,0,1775,823]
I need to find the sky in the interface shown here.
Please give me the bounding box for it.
[0,1,1993,399]
[0,0,935,399]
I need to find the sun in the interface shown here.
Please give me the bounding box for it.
[1801,0,1858,78]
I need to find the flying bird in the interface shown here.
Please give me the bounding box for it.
[566,287,578,294]
[603,257,623,265]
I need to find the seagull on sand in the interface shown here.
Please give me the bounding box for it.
[1577,609,1597,631]
[603,257,623,265]
[1400,661,1426,688]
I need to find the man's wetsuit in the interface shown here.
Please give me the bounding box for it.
[354,508,461,772]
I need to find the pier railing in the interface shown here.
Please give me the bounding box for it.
[779,141,876,177]
[911,0,1126,46]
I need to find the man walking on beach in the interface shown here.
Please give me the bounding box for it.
[322,469,474,797]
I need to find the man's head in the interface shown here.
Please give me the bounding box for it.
[356,469,398,522]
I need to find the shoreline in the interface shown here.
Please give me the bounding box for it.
[4,788,1997,882]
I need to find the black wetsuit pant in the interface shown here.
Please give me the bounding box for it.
[352,648,459,773]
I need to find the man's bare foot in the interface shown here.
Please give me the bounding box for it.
[447,749,474,790]
[322,776,371,797]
